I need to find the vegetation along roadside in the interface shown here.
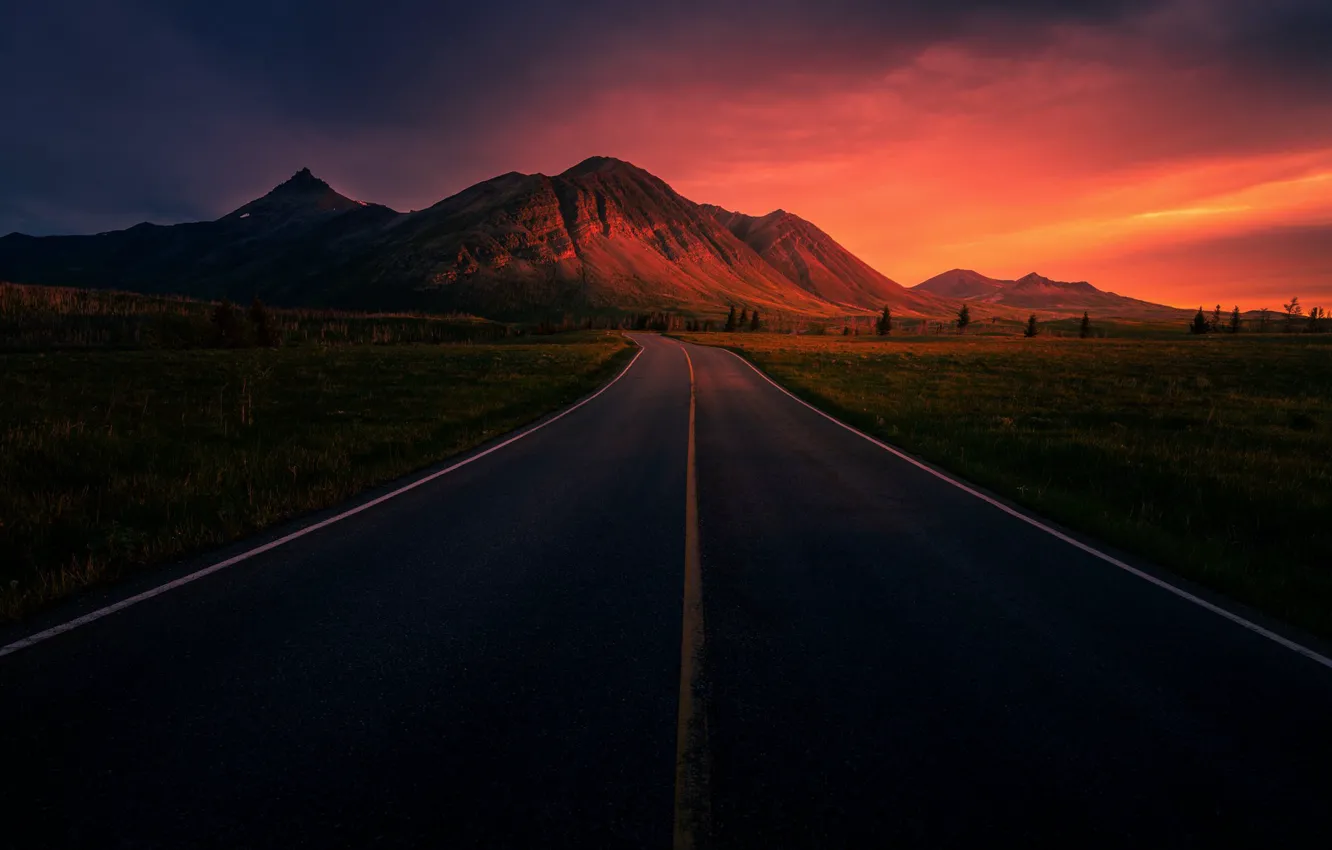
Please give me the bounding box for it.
[0,286,635,620]
[679,331,1332,641]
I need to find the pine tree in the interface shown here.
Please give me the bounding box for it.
[738,308,748,328]
[1228,306,1241,334]
[1079,311,1091,339]
[876,306,891,336]
[211,300,244,347]
[1023,314,1039,338]
[956,303,971,334]
[749,310,761,332]
[249,297,277,347]
[724,305,738,332]
[1190,307,1209,335]
[1211,304,1223,332]
[1283,297,1302,332]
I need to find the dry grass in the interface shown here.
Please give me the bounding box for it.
[0,334,634,620]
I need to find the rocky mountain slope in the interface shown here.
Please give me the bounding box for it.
[701,204,946,313]
[346,157,840,316]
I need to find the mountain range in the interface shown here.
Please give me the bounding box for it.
[0,157,1177,320]
[913,269,1182,316]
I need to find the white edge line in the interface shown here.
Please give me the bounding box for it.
[714,344,1332,672]
[0,344,645,660]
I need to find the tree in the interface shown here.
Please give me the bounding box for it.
[738,308,748,328]
[1283,296,1302,332]
[956,303,971,334]
[842,325,852,336]
[249,297,277,347]
[1210,304,1223,333]
[724,305,738,332]
[1258,307,1271,333]
[1228,305,1242,335]
[1023,314,1039,338]
[1189,306,1209,335]
[1079,311,1091,339]
[749,310,761,332]
[875,306,892,336]
[211,300,244,348]
[1310,306,1325,333]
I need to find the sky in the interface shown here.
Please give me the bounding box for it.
[4,0,1330,308]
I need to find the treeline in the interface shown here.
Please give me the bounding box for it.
[1189,299,1328,335]
[0,282,509,350]
[789,305,1094,340]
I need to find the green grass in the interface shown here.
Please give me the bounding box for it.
[680,331,1332,639]
[0,335,634,620]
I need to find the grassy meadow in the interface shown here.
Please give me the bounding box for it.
[680,331,1332,639]
[0,281,511,349]
[0,282,635,619]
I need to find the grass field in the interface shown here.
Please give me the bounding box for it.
[0,281,510,349]
[679,331,1332,639]
[0,334,634,620]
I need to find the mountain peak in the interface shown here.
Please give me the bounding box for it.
[559,156,643,178]
[270,167,332,196]
[221,168,360,223]
[1013,272,1093,290]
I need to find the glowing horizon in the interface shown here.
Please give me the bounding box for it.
[5,1,1330,310]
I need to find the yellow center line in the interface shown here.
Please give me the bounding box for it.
[673,343,710,849]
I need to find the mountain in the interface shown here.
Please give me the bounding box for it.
[0,158,871,318]
[911,268,1006,300]
[700,205,944,313]
[0,169,399,306]
[343,157,840,316]
[914,269,1182,316]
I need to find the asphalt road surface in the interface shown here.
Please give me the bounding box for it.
[3,333,1331,848]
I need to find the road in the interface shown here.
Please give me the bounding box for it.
[3,332,1332,848]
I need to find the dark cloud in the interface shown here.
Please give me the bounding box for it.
[1222,0,1332,80]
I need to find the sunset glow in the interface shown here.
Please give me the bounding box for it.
[4,1,1330,307]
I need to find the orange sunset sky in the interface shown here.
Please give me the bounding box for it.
[6,1,1331,308]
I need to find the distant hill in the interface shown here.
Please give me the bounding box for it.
[0,158,906,319]
[914,269,1184,317]
[701,205,945,313]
